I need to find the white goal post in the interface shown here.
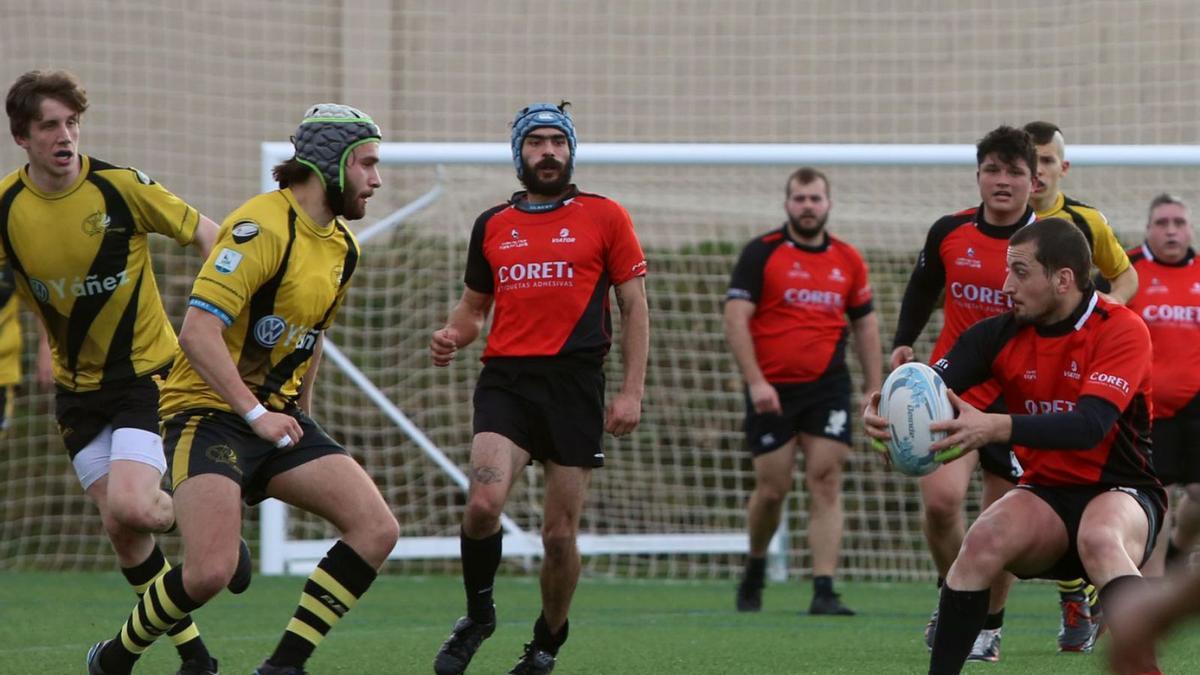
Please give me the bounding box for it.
[258,141,1200,576]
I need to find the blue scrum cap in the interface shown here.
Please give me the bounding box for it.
[510,102,576,178]
[292,103,381,212]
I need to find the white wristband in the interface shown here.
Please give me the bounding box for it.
[243,403,268,424]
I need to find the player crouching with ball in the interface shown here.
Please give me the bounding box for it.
[864,217,1165,675]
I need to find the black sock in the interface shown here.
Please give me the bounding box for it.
[813,575,834,597]
[532,613,569,656]
[983,609,1004,630]
[268,540,377,669]
[1098,574,1145,612]
[462,528,502,623]
[928,586,989,674]
[120,546,211,665]
[744,557,766,586]
[936,576,944,590]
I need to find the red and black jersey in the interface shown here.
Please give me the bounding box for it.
[893,205,1036,408]
[464,187,646,364]
[935,294,1158,494]
[1126,244,1200,418]
[726,227,873,383]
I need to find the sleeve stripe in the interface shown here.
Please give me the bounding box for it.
[189,297,234,326]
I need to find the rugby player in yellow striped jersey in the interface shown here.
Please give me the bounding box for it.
[89,104,399,675]
[2,70,230,674]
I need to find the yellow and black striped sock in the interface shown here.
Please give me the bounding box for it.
[267,540,377,669]
[121,546,211,664]
[101,566,203,674]
[1057,577,1086,597]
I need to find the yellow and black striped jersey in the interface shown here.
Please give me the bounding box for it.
[1035,191,1131,280]
[159,188,359,415]
[0,264,21,386]
[0,156,199,391]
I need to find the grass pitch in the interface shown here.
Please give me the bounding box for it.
[3,572,1198,673]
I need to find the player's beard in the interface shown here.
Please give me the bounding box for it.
[787,211,828,239]
[520,157,573,197]
[342,190,366,220]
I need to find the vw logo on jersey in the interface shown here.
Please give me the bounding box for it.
[28,278,50,303]
[253,315,288,348]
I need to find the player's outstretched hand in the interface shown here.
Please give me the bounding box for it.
[928,390,997,461]
[249,411,303,449]
[605,391,641,437]
[889,346,915,371]
[748,381,781,415]
[430,327,459,367]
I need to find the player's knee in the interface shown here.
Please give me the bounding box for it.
[182,556,238,602]
[464,494,504,531]
[1077,527,1124,566]
[358,511,400,564]
[957,526,1006,572]
[753,480,791,507]
[107,490,171,533]
[923,492,965,528]
[540,531,577,563]
[805,467,842,501]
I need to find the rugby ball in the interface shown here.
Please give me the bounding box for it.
[880,362,955,476]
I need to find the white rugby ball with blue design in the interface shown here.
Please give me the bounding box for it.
[880,362,954,476]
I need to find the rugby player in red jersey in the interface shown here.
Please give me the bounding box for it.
[1125,194,1200,576]
[726,167,881,616]
[430,102,649,675]
[866,218,1163,675]
[890,126,1037,660]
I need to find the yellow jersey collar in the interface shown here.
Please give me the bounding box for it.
[281,187,340,237]
[19,155,90,200]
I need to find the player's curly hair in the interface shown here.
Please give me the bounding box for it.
[6,70,88,139]
[975,125,1037,176]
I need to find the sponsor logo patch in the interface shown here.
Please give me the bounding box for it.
[213,248,244,274]
[231,221,260,244]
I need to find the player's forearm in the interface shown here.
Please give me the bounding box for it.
[1105,266,1138,304]
[723,315,767,386]
[617,290,649,398]
[445,300,487,348]
[178,310,262,416]
[852,313,883,393]
[1008,397,1120,449]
